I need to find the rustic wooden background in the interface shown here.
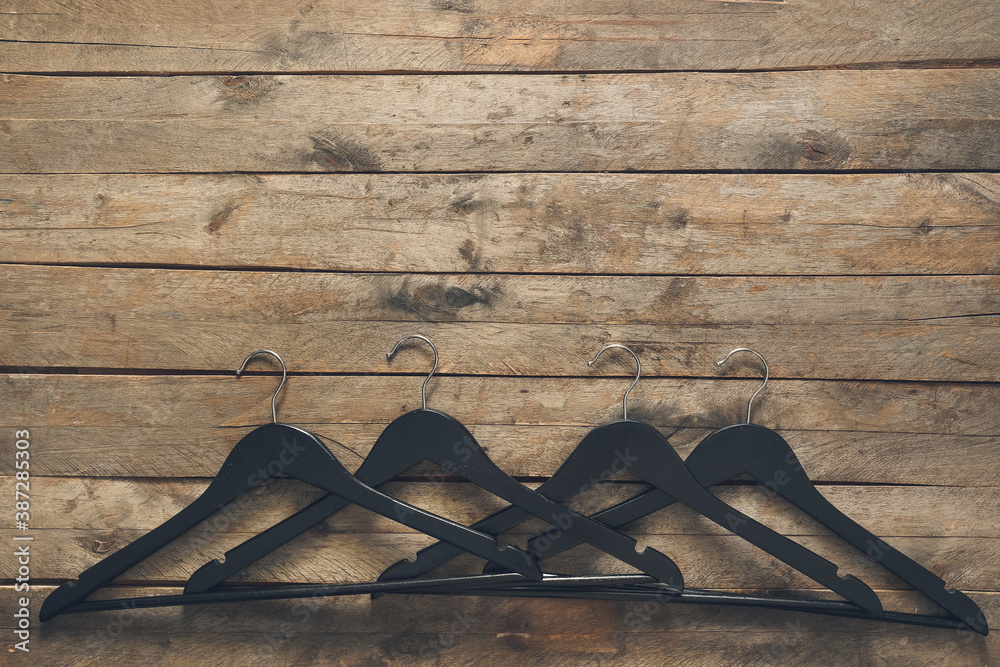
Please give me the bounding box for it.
[2,1,999,664]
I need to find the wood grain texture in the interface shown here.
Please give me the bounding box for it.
[5,587,997,637]
[3,265,998,381]
[3,476,995,590]
[1,629,996,667]
[3,70,1000,173]
[2,0,999,73]
[5,374,1000,434]
[3,2,998,663]
[2,375,999,484]
[3,173,1000,275]
[6,424,1000,486]
[2,592,996,666]
[4,527,994,592]
[0,584,1000,643]
[7,478,996,538]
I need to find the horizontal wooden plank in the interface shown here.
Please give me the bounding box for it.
[12,267,995,328]
[3,266,999,381]
[8,477,995,538]
[3,173,999,275]
[5,423,999,486]
[3,70,1000,172]
[2,0,998,73]
[4,522,993,591]
[3,622,996,666]
[3,373,999,435]
[7,586,997,640]
[4,477,992,593]
[2,375,998,485]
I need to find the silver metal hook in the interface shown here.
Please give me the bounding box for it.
[716,347,769,425]
[588,344,641,422]
[386,334,438,411]
[236,349,287,424]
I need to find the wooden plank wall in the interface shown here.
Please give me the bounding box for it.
[2,1,999,664]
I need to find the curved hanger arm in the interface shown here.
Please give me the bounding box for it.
[515,423,987,635]
[189,409,685,593]
[42,422,541,621]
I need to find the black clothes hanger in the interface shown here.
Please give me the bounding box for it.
[375,345,884,615]
[393,582,977,633]
[56,573,655,616]
[185,335,686,594]
[40,350,541,622]
[53,568,976,634]
[507,348,988,636]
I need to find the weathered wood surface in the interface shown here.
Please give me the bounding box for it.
[0,628,996,667]
[5,423,1000,486]
[6,478,996,538]
[0,585,1000,644]
[4,70,1000,173]
[2,375,999,485]
[5,587,998,637]
[2,477,995,591]
[3,588,997,665]
[2,0,999,74]
[5,374,1000,434]
[3,266,999,381]
[3,173,1000,275]
[3,3,999,664]
[2,526,995,591]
